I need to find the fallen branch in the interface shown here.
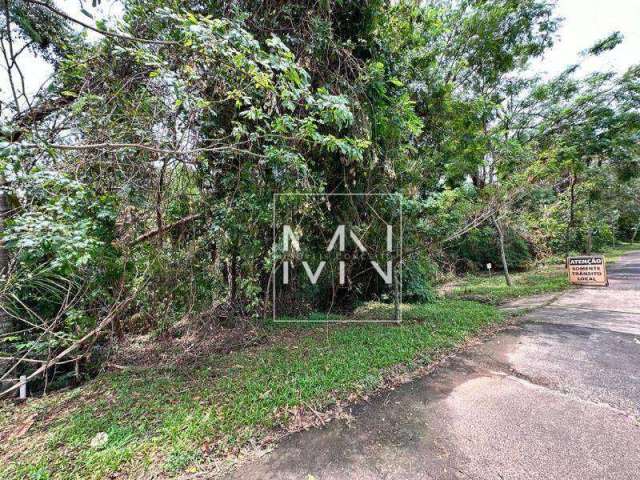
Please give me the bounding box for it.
[5,97,73,142]
[0,355,82,365]
[129,213,202,247]
[0,295,135,398]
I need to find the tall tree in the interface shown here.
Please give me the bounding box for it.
[0,171,9,335]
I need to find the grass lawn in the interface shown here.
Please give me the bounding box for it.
[599,242,639,262]
[3,244,637,479]
[446,242,638,305]
[0,300,503,480]
[445,265,569,304]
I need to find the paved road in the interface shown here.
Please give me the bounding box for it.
[227,251,640,480]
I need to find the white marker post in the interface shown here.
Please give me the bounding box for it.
[18,375,27,400]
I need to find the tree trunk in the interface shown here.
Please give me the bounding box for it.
[585,201,592,255]
[155,157,166,246]
[228,255,238,302]
[565,173,577,264]
[112,253,128,339]
[393,259,401,323]
[0,172,11,335]
[569,174,576,227]
[492,215,513,287]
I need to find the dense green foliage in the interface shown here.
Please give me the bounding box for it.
[0,0,638,392]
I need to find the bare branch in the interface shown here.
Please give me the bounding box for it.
[16,141,268,158]
[0,294,135,398]
[129,213,203,247]
[23,0,178,46]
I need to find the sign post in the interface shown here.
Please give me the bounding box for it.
[567,255,608,286]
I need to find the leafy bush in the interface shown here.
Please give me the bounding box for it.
[402,253,438,303]
[0,166,118,376]
[451,226,533,272]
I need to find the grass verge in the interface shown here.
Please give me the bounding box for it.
[1,299,503,480]
[446,242,638,305]
[600,242,638,262]
[446,265,569,304]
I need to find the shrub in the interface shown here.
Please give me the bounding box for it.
[451,226,533,272]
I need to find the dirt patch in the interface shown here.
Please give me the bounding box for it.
[108,321,272,370]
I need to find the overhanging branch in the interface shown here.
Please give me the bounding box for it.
[129,213,202,247]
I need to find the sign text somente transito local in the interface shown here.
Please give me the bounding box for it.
[567,255,608,286]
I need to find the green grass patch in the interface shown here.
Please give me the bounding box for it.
[539,242,639,267]
[601,242,639,263]
[1,300,502,479]
[446,243,639,305]
[446,265,570,304]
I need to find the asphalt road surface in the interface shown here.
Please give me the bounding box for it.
[226,251,640,480]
